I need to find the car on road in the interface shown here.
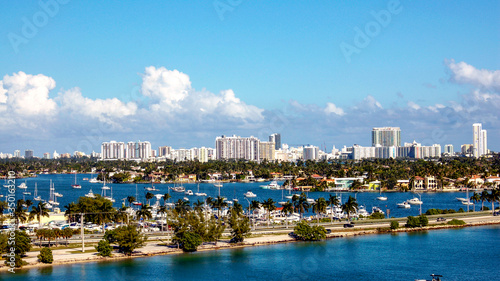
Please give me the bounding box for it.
[326,229,332,234]
[343,223,354,228]
[288,232,298,238]
[437,217,446,222]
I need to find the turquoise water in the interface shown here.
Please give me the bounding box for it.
[5,225,500,280]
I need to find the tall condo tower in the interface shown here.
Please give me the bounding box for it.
[472,123,487,158]
[372,127,401,147]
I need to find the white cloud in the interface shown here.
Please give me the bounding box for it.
[140,66,264,122]
[408,101,421,110]
[57,88,137,125]
[446,59,500,92]
[324,102,345,116]
[0,71,57,116]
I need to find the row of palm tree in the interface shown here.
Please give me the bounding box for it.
[470,189,500,213]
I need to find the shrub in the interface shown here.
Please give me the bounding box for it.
[405,215,429,228]
[179,231,202,252]
[368,212,385,220]
[390,220,399,230]
[95,239,113,257]
[458,208,465,213]
[447,219,466,226]
[293,221,326,241]
[114,225,147,256]
[4,254,28,268]
[38,248,53,264]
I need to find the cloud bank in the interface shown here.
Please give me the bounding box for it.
[0,61,498,154]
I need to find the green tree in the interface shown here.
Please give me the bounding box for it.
[177,231,202,252]
[312,197,328,224]
[292,193,310,220]
[341,196,358,222]
[145,192,154,205]
[95,239,113,257]
[127,196,136,208]
[29,202,50,227]
[282,201,294,229]
[328,195,340,223]
[228,208,251,243]
[470,192,481,212]
[38,247,53,264]
[135,204,152,222]
[261,198,276,227]
[293,221,326,241]
[64,202,79,223]
[390,220,399,230]
[114,225,147,256]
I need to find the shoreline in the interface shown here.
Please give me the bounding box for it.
[4,217,500,273]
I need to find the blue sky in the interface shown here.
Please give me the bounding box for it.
[0,0,499,155]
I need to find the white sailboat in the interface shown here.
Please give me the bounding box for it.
[48,181,60,206]
[376,186,387,201]
[131,184,142,206]
[85,187,95,198]
[18,181,27,189]
[71,172,81,189]
[104,185,115,203]
[33,183,41,201]
[195,184,207,196]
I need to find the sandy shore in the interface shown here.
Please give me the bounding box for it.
[3,215,500,272]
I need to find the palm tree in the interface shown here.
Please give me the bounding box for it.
[328,194,340,222]
[282,201,294,229]
[64,202,79,223]
[488,189,500,214]
[231,201,244,216]
[312,197,328,224]
[136,204,152,222]
[480,190,489,211]
[174,199,191,214]
[163,193,172,206]
[212,196,228,219]
[29,202,50,227]
[470,192,481,212]
[127,196,136,207]
[193,200,205,212]
[292,193,309,220]
[261,198,276,227]
[13,200,28,227]
[341,196,358,223]
[0,201,8,218]
[157,205,168,231]
[145,192,154,205]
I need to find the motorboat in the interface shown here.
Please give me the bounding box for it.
[22,191,31,195]
[89,178,99,183]
[214,182,223,188]
[306,198,315,204]
[244,191,257,198]
[54,192,63,197]
[145,186,159,191]
[43,202,52,209]
[376,196,388,201]
[132,201,142,206]
[85,188,95,198]
[260,181,280,189]
[278,201,287,206]
[397,201,411,208]
[224,200,233,204]
[357,205,370,217]
[456,197,469,202]
[371,206,385,215]
[407,197,423,205]
[461,200,474,206]
[185,190,194,196]
[18,182,27,189]
[171,185,185,193]
[183,197,190,201]
[285,195,294,199]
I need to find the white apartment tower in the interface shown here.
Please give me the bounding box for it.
[215,135,260,161]
[472,123,487,158]
[372,127,401,147]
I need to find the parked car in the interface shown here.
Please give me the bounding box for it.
[437,217,446,222]
[326,229,332,234]
[288,232,298,238]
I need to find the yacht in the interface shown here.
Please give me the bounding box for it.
[376,196,388,201]
[89,178,99,184]
[260,181,280,189]
[371,206,385,215]
[185,190,194,196]
[171,185,185,193]
[407,197,423,205]
[183,197,190,201]
[54,192,63,197]
[397,201,411,208]
[85,188,95,198]
[357,205,370,217]
[456,197,469,202]
[43,201,52,209]
[244,191,257,198]
[461,200,474,206]
[306,198,315,204]
[18,182,27,189]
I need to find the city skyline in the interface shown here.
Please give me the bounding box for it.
[0,1,499,154]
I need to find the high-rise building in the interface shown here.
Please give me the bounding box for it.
[372,127,401,147]
[461,144,473,156]
[14,150,20,158]
[259,141,275,161]
[215,135,260,161]
[43,153,50,159]
[101,141,126,160]
[269,133,281,150]
[198,147,209,163]
[158,146,172,157]
[444,144,454,155]
[25,149,34,159]
[303,145,319,160]
[472,123,487,158]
